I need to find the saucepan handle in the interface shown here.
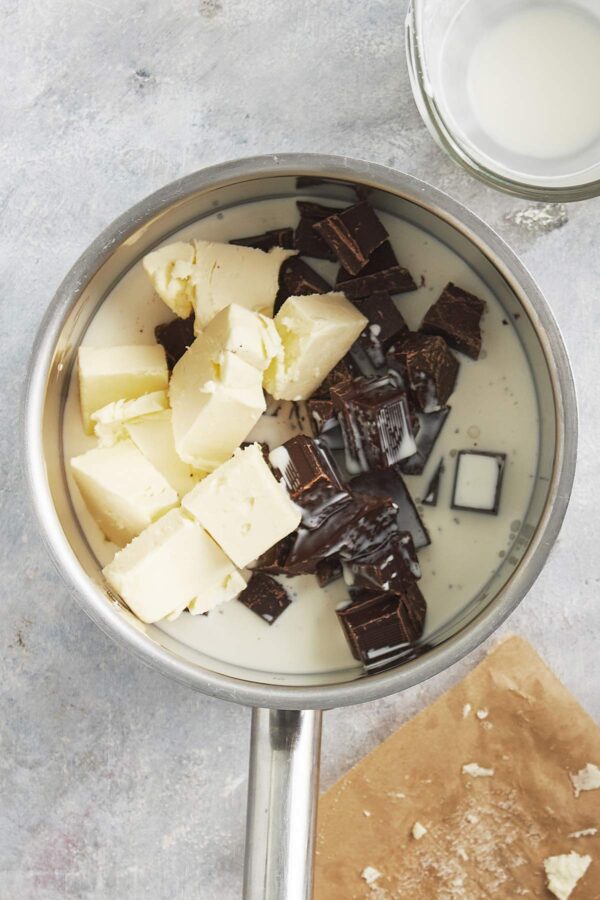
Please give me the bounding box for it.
[243,708,323,900]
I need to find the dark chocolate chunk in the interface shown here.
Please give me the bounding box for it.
[285,492,399,573]
[344,532,421,596]
[335,241,418,299]
[421,282,486,359]
[237,573,291,624]
[313,201,388,276]
[451,451,506,515]
[307,359,354,442]
[293,201,344,260]
[351,469,430,549]
[337,582,426,668]
[331,373,417,472]
[155,315,195,370]
[312,359,354,399]
[306,398,337,436]
[316,556,343,587]
[276,257,332,312]
[269,435,350,529]
[399,407,450,476]
[350,292,409,370]
[387,333,459,413]
[252,534,295,576]
[423,459,444,507]
[229,227,294,251]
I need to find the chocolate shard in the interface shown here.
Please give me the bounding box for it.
[276,257,332,312]
[311,359,354,399]
[269,435,350,529]
[399,406,450,476]
[386,333,459,413]
[351,469,430,549]
[331,373,417,473]
[237,573,291,624]
[335,241,418,299]
[344,532,421,595]
[451,450,506,515]
[285,492,399,573]
[316,556,343,587]
[252,534,295,576]
[350,292,409,371]
[306,398,337,436]
[423,459,444,507]
[337,582,427,668]
[313,201,388,276]
[293,201,344,260]
[155,315,195,370]
[421,282,486,359]
[307,359,354,445]
[229,227,294,251]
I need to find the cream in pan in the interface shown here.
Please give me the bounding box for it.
[63,197,539,676]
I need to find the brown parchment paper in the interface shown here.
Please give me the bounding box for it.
[315,636,600,899]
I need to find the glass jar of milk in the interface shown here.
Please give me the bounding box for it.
[406,0,600,199]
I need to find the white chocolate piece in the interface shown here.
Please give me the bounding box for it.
[103,508,246,623]
[169,335,266,470]
[192,240,295,327]
[202,303,283,370]
[182,443,301,568]
[126,410,206,497]
[544,852,591,900]
[70,440,178,546]
[78,345,168,434]
[91,390,169,446]
[264,292,367,401]
[142,241,196,318]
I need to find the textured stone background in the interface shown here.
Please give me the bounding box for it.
[1,1,598,897]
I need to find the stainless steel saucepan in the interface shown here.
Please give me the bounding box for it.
[23,154,577,899]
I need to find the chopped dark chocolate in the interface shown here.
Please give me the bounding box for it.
[276,257,332,312]
[238,573,291,624]
[344,532,421,595]
[387,333,458,413]
[293,201,344,260]
[307,359,353,441]
[331,373,417,472]
[337,582,426,668]
[306,398,337,436]
[312,359,354,399]
[335,241,418,299]
[421,282,486,359]
[351,469,430,549]
[313,201,389,276]
[423,459,444,507]
[398,407,451,476]
[316,556,343,587]
[269,435,350,528]
[285,492,399,573]
[252,534,295,576]
[350,292,409,370]
[451,450,506,515]
[155,315,195,370]
[229,227,294,251]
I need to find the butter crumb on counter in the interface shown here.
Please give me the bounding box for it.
[568,828,597,839]
[570,763,600,798]
[361,866,381,885]
[544,851,591,900]
[462,762,494,778]
[411,821,428,840]
[463,703,472,718]
[476,708,489,719]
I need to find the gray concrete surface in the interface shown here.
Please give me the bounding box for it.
[1,1,598,897]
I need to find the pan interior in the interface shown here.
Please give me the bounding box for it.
[43,174,554,689]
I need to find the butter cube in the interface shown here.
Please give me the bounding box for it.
[142,242,196,318]
[264,292,367,401]
[70,440,178,546]
[91,390,169,446]
[182,443,301,568]
[202,303,282,370]
[191,240,295,327]
[126,410,205,497]
[103,509,247,623]
[78,345,169,434]
[169,335,266,470]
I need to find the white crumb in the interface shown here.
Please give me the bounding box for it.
[387,791,405,799]
[476,708,489,719]
[569,828,597,839]
[463,703,472,718]
[412,821,428,840]
[363,810,372,817]
[570,763,600,798]
[457,847,469,861]
[544,851,591,900]
[462,763,494,778]
[361,866,382,885]
[482,721,494,731]
[466,813,479,824]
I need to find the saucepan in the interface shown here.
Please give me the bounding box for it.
[23,154,577,899]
